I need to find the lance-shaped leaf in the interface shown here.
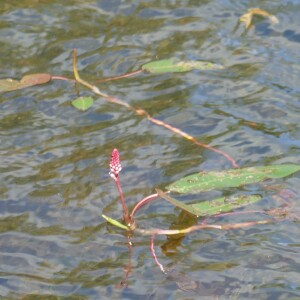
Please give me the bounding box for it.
[71,96,94,111]
[102,214,130,231]
[157,189,261,217]
[167,164,300,194]
[142,58,223,74]
[0,73,51,92]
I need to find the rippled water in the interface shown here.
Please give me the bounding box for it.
[0,1,299,299]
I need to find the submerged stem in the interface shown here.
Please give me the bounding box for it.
[150,235,165,273]
[117,235,133,288]
[135,219,273,236]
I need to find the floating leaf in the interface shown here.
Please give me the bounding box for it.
[188,195,262,216]
[142,58,223,74]
[157,189,261,217]
[102,214,130,231]
[71,96,94,111]
[167,164,300,194]
[0,73,51,92]
[240,8,279,29]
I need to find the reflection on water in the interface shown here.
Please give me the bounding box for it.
[0,1,299,299]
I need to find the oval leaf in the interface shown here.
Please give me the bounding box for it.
[72,96,94,111]
[20,73,51,86]
[167,164,300,194]
[0,73,51,92]
[0,79,21,92]
[142,58,223,74]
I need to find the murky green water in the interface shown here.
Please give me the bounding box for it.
[0,1,299,299]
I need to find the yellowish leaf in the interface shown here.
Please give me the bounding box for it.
[0,73,51,93]
[240,8,279,29]
[240,12,253,29]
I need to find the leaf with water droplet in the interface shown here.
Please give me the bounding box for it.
[142,58,223,74]
[167,164,300,194]
[0,73,51,92]
[71,96,94,111]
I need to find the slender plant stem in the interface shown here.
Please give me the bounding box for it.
[95,69,143,83]
[114,176,131,226]
[130,193,159,219]
[136,108,239,168]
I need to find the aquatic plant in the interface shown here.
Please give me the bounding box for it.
[0,9,298,288]
[104,147,299,284]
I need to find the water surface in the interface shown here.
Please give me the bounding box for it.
[0,1,299,299]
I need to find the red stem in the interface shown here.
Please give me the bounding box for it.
[130,193,159,219]
[136,108,239,168]
[114,176,131,226]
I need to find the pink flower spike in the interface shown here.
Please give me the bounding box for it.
[108,148,131,226]
[109,148,122,179]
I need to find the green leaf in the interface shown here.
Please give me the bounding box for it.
[71,96,94,111]
[0,73,51,92]
[188,195,262,216]
[156,189,201,216]
[102,214,130,231]
[142,58,223,74]
[157,189,261,217]
[167,164,300,194]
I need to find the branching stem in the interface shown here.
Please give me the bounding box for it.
[72,49,238,168]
